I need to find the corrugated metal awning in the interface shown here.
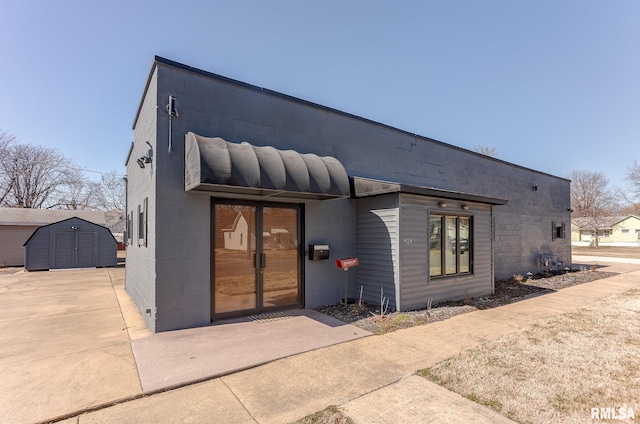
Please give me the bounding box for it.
[185,133,350,200]
[351,176,509,205]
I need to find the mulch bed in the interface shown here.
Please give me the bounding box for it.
[315,270,618,334]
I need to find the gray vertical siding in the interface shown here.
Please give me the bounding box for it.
[356,194,399,310]
[24,218,116,271]
[399,195,493,310]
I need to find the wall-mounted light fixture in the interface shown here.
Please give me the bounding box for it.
[438,202,447,208]
[71,226,79,230]
[532,184,538,192]
[137,141,154,169]
[461,205,470,211]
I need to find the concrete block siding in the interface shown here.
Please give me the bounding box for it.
[126,57,570,332]
[126,67,159,331]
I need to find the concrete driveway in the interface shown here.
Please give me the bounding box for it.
[0,267,143,424]
[0,266,369,423]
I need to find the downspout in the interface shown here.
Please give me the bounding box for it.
[395,193,401,311]
[491,207,495,293]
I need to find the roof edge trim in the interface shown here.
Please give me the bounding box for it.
[351,177,509,205]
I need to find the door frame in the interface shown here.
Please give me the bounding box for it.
[210,198,305,321]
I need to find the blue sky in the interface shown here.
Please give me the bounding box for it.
[2,1,639,192]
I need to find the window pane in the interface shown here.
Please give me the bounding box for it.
[459,217,470,273]
[262,207,299,307]
[445,217,457,274]
[429,216,442,276]
[138,206,144,239]
[214,204,257,314]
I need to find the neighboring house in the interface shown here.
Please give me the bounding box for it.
[222,212,249,251]
[125,56,571,333]
[105,209,126,245]
[571,215,640,246]
[24,217,117,271]
[0,208,107,267]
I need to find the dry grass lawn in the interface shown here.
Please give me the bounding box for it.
[420,289,640,423]
[292,406,353,424]
[573,246,640,259]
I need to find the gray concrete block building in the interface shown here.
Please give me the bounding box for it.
[125,56,571,333]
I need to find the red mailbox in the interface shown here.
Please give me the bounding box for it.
[335,258,359,270]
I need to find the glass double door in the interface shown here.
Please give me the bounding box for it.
[213,202,301,318]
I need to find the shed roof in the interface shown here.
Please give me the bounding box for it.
[0,208,106,226]
[23,216,115,246]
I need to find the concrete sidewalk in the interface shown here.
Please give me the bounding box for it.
[2,258,639,423]
[131,310,371,393]
[78,261,639,423]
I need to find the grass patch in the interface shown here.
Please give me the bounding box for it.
[418,368,443,384]
[464,393,503,412]
[291,406,354,424]
[418,289,640,423]
[573,246,640,259]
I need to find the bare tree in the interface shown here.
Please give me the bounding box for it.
[1,142,77,209]
[99,171,126,210]
[570,170,618,247]
[51,171,105,210]
[0,130,17,205]
[0,131,125,211]
[626,159,640,200]
[474,144,497,157]
[619,203,640,216]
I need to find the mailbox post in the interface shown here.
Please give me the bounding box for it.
[335,258,359,306]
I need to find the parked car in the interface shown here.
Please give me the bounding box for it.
[450,237,468,254]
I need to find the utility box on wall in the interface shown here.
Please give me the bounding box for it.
[309,244,330,260]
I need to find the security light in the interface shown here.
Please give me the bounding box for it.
[137,142,153,168]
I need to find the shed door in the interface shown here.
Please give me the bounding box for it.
[76,232,98,267]
[52,231,98,269]
[53,232,75,269]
